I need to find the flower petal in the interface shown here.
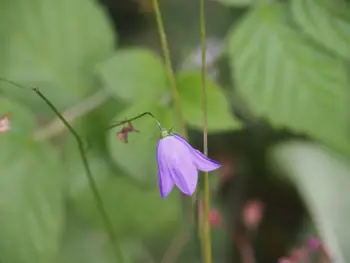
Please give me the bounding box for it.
[191,149,222,172]
[170,164,197,196]
[160,136,198,196]
[156,140,174,199]
[172,134,222,172]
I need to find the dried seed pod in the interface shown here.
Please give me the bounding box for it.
[116,121,139,144]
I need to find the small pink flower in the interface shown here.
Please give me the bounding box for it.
[242,200,264,230]
[0,114,10,134]
[307,237,321,250]
[209,208,223,228]
[278,258,291,263]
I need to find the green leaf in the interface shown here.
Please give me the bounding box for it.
[214,0,255,7]
[0,102,63,263]
[0,97,35,137]
[63,137,110,199]
[107,100,174,184]
[0,0,115,111]
[96,48,168,101]
[229,3,350,154]
[177,72,242,132]
[270,141,350,263]
[75,175,180,239]
[67,151,180,239]
[59,213,115,263]
[291,0,350,59]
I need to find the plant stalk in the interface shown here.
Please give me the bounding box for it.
[151,1,202,261]
[151,0,188,140]
[200,0,213,263]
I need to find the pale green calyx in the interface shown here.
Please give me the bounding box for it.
[160,128,172,138]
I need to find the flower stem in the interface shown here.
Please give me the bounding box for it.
[151,1,202,260]
[200,1,213,263]
[0,77,123,263]
[107,111,162,130]
[151,0,188,140]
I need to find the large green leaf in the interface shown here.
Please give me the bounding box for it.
[74,175,180,239]
[59,216,144,263]
[0,100,63,263]
[107,100,175,184]
[291,0,350,59]
[214,0,255,7]
[0,0,115,110]
[177,72,242,132]
[66,150,180,239]
[229,3,350,154]
[62,137,111,199]
[270,141,350,263]
[96,49,168,101]
[60,211,166,263]
[58,217,115,263]
[0,97,35,137]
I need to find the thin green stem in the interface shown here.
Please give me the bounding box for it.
[151,0,188,140]
[151,2,201,260]
[34,89,123,261]
[200,1,213,263]
[0,78,123,262]
[107,111,162,130]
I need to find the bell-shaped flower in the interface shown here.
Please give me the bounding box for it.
[156,129,221,199]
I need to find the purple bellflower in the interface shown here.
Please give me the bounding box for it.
[156,128,222,199]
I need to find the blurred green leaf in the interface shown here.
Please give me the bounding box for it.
[96,48,168,101]
[68,152,180,239]
[107,100,174,184]
[63,138,110,199]
[59,214,115,263]
[177,72,241,132]
[229,3,350,154]
[0,100,63,263]
[270,141,350,263]
[81,176,180,239]
[291,0,350,59]
[0,0,115,111]
[0,97,35,137]
[72,97,126,157]
[214,0,255,7]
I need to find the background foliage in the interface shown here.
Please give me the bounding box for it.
[0,0,349,262]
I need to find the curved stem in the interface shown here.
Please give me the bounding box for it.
[107,111,162,130]
[200,1,213,263]
[0,77,123,262]
[34,89,109,140]
[34,89,124,262]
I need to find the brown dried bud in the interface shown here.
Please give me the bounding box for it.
[116,121,139,144]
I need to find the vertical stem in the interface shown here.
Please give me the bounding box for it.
[200,0,213,263]
[151,1,201,261]
[152,0,188,140]
[152,0,200,228]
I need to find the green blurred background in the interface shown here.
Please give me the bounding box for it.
[0,0,349,262]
